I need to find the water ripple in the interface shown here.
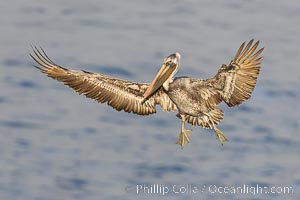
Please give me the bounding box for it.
[238,105,262,113]
[19,80,37,88]
[263,135,293,146]
[55,176,88,191]
[266,89,299,98]
[253,125,273,134]
[134,163,187,179]
[0,120,37,129]
[15,138,30,149]
[0,96,6,103]
[2,59,23,67]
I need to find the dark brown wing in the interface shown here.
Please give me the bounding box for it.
[30,46,176,115]
[212,39,264,107]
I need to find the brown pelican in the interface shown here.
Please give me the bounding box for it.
[30,39,263,148]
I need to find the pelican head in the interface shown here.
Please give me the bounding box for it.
[143,52,181,101]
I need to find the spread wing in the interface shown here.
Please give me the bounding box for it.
[30,47,176,115]
[176,38,264,113]
[212,39,264,107]
[182,39,263,129]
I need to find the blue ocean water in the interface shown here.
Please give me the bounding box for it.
[0,0,299,199]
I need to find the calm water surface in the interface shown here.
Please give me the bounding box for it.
[0,0,299,199]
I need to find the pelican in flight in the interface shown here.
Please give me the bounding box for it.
[30,39,263,148]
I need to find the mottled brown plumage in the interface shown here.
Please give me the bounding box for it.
[30,47,176,115]
[30,39,263,148]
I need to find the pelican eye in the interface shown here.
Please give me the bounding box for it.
[166,61,174,67]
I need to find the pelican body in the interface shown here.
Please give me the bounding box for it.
[31,40,263,148]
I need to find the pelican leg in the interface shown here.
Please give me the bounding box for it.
[206,113,228,145]
[176,114,192,149]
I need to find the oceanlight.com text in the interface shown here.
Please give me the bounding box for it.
[208,184,293,195]
[125,183,294,196]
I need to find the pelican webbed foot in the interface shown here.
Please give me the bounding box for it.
[214,127,228,145]
[176,129,192,149]
[204,112,228,145]
[176,114,192,149]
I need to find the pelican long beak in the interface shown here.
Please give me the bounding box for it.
[143,53,180,101]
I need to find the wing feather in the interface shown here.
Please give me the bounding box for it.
[212,39,264,107]
[190,79,223,111]
[30,47,176,115]
[178,108,224,129]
